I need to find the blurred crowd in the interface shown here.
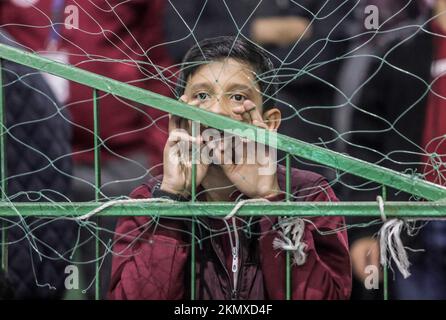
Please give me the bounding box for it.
[0,0,445,300]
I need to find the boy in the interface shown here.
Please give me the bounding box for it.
[108,36,351,300]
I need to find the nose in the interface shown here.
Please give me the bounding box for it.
[207,97,232,117]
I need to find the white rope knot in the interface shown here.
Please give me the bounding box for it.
[76,198,174,220]
[273,217,307,266]
[379,219,411,279]
[224,198,269,220]
[377,195,411,279]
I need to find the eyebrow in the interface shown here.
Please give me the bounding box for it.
[225,84,255,94]
[189,82,214,92]
[188,82,256,95]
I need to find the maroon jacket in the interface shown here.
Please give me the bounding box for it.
[108,166,352,300]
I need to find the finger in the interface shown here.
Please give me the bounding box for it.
[170,137,203,167]
[370,249,383,282]
[177,95,195,132]
[369,241,381,269]
[353,253,367,282]
[180,98,201,132]
[168,114,182,132]
[244,100,267,128]
[253,119,269,129]
[187,98,200,107]
[351,243,369,281]
[243,99,257,113]
[168,130,200,146]
[186,98,201,128]
[179,95,188,103]
[179,117,189,131]
[232,104,252,124]
[232,100,262,125]
[170,131,203,143]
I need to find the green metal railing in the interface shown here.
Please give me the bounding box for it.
[1,43,446,300]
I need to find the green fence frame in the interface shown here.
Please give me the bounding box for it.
[1,43,446,300]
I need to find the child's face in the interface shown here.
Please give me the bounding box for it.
[177,57,280,173]
[183,58,279,127]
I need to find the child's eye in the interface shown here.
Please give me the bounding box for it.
[196,92,210,101]
[230,94,246,103]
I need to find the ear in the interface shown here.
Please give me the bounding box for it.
[262,107,281,131]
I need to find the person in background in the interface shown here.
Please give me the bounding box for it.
[0,24,75,299]
[332,0,426,300]
[1,0,175,298]
[346,0,446,299]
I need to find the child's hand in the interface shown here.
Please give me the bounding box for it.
[220,100,281,198]
[160,96,209,198]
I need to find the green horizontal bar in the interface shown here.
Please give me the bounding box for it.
[0,201,445,217]
[1,44,446,201]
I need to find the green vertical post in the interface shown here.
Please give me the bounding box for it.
[0,59,8,273]
[382,185,388,300]
[285,154,291,300]
[190,121,197,300]
[93,89,101,300]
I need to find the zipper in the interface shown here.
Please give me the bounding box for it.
[231,234,244,300]
[231,246,239,299]
[209,221,243,300]
[229,217,241,300]
[232,247,239,273]
[210,232,234,298]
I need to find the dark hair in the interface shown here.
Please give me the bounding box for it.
[176,36,278,111]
